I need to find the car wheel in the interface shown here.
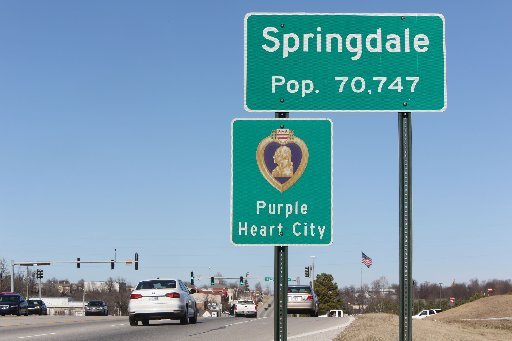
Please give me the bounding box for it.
[24,309,29,316]
[142,319,149,326]
[189,305,198,324]
[180,306,189,325]
[129,316,138,326]
[16,307,21,316]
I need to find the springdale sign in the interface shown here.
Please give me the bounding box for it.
[231,119,332,246]
[244,13,446,112]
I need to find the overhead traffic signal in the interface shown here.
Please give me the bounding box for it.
[191,272,194,286]
[210,276,215,286]
[36,269,44,279]
[239,276,244,285]
[111,259,115,270]
[305,266,310,277]
[135,252,139,270]
[77,257,80,268]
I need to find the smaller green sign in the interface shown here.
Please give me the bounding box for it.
[265,277,293,281]
[231,119,332,246]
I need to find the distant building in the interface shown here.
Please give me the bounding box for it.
[39,297,84,316]
[84,281,120,292]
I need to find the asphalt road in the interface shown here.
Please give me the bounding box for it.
[0,314,353,341]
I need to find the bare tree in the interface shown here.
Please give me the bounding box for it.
[214,272,226,285]
[0,258,9,291]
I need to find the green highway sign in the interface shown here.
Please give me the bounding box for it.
[231,119,332,246]
[244,13,446,112]
[265,277,293,281]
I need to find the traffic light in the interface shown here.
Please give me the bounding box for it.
[36,269,44,279]
[77,257,80,269]
[210,276,214,286]
[111,259,115,270]
[191,272,194,286]
[305,266,310,277]
[134,252,139,270]
[239,276,244,285]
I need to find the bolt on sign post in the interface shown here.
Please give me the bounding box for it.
[231,119,332,246]
[245,13,446,112]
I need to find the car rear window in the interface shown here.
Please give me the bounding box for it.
[238,300,253,305]
[88,301,104,306]
[288,287,311,294]
[0,295,19,302]
[136,280,177,290]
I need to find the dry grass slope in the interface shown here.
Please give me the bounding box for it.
[335,294,512,341]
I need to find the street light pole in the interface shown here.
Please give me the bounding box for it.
[11,260,14,292]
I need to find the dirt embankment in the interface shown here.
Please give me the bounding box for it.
[335,294,512,341]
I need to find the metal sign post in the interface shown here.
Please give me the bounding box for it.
[399,112,413,340]
[274,111,288,341]
[274,245,288,341]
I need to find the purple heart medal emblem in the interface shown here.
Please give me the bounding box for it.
[256,128,309,192]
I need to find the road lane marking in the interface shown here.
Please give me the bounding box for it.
[287,316,355,340]
[18,332,56,339]
[188,317,268,338]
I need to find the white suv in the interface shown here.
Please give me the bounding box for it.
[128,278,197,326]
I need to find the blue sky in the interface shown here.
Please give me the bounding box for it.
[1,0,510,290]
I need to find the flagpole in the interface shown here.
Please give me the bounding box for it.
[360,252,363,314]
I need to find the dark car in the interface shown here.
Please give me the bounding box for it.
[0,292,29,316]
[27,299,48,315]
[85,300,108,316]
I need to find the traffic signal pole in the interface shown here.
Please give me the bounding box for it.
[10,254,139,292]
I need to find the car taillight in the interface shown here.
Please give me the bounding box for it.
[165,292,180,298]
[130,294,142,299]
[307,295,313,301]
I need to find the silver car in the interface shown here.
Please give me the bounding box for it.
[287,285,319,317]
[128,278,197,326]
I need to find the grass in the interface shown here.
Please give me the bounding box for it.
[335,294,512,341]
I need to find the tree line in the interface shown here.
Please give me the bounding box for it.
[311,273,512,315]
[0,258,131,315]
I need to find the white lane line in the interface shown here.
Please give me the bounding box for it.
[18,332,57,339]
[287,316,355,340]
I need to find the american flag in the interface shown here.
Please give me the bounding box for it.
[362,252,373,268]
